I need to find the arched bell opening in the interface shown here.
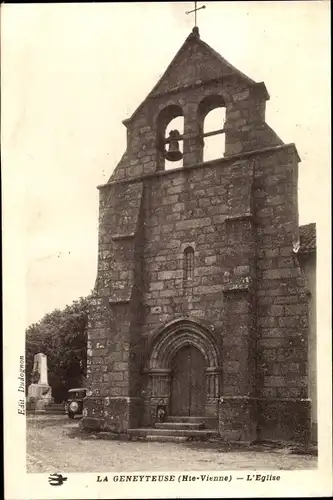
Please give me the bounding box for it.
[156,105,184,171]
[198,95,226,163]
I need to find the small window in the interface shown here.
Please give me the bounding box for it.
[183,246,194,282]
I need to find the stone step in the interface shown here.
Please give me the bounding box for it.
[155,422,205,430]
[128,428,218,439]
[166,416,207,424]
[146,435,188,443]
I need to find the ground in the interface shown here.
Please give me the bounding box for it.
[27,415,317,473]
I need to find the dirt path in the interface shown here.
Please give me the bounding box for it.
[27,416,317,473]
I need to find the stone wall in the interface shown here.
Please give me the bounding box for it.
[254,146,311,443]
[299,251,317,442]
[84,181,145,431]
[84,144,311,442]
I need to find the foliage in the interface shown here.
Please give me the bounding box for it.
[25,296,89,403]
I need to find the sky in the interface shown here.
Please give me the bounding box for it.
[2,1,330,327]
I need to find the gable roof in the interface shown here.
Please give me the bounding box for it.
[123,28,257,127]
[299,223,316,253]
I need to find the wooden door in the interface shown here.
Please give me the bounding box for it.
[171,345,206,416]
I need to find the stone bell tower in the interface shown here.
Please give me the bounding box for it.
[83,27,312,444]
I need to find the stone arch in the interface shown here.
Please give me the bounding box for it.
[198,94,226,123]
[145,318,222,421]
[157,104,184,134]
[149,317,220,370]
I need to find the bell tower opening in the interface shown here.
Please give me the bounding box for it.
[156,105,184,171]
[165,116,184,170]
[203,107,226,162]
[198,95,226,163]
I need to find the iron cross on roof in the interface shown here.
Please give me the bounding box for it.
[186,1,206,28]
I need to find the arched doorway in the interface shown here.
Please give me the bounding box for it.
[146,318,221,426]
[171,345,206,416]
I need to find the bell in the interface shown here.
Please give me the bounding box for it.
[164,129,183,162]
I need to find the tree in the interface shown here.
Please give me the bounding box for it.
[25,296,89,402]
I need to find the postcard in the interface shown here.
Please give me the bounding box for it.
[2,2,332,499]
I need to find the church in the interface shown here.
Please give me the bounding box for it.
[82,25,317,445]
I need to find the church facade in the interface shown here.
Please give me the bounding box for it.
[82,28,316,444]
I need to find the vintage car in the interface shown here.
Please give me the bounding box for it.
[65,388,86,419]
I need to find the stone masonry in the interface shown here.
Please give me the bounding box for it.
[82,28,313,444]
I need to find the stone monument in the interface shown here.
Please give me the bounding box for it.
[28,353,52,412]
